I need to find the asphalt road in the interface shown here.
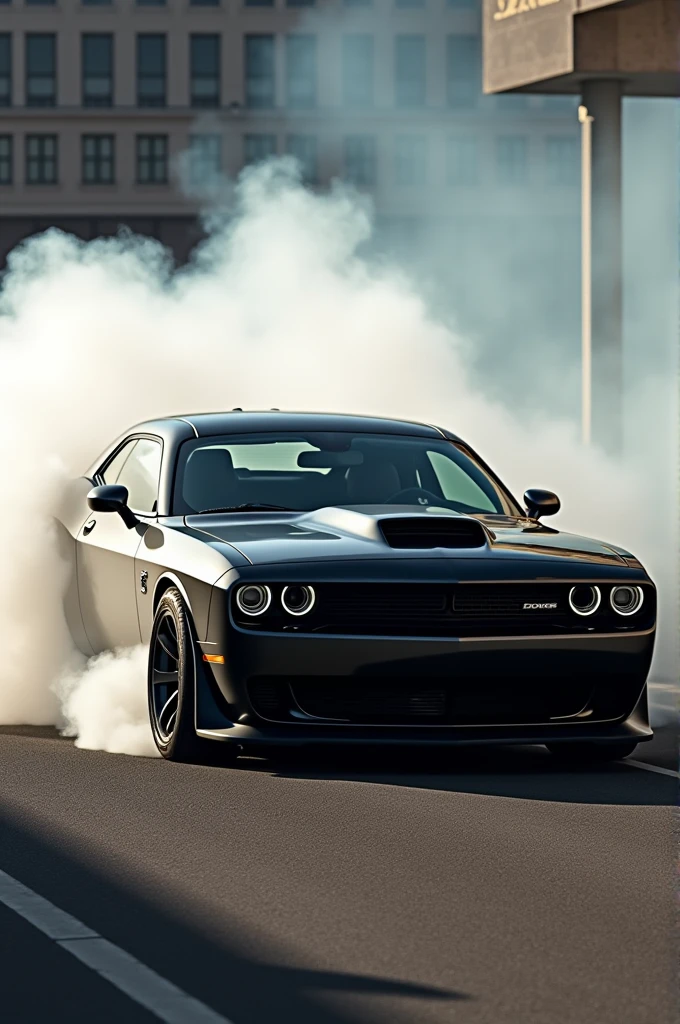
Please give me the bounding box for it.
[0,723,676,1024]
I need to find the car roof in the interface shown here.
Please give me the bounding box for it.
[133,410,461,441]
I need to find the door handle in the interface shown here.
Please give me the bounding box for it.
[83,519,96,536]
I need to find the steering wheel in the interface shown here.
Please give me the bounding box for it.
[385,487,442,506]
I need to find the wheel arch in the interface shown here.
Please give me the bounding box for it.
[153,573,195,620]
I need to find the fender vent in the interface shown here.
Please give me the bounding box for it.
[379,517,487,550]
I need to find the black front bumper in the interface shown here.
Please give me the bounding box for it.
[194,621,655,749]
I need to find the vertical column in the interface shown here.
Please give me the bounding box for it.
[581,79,623,455]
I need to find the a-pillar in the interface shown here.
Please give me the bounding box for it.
[581,79,623,455]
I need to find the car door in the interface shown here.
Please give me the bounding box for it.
[77,436,162,654]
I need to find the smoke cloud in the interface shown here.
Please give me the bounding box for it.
[0,159,675,754]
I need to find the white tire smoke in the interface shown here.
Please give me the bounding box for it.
[0,161,675,754]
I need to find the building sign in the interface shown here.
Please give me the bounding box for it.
[493,0,562,22]
[483,0,576,93]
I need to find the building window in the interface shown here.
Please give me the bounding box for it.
[245,35,275,109]
[287,0,314,5]
[82,134,114,184]
[188,134,221,185]
[26,0,55,4]
[137,0,166,5]
[26,134,57,184]
[345,0,371,5]
[136,134,168,183]
[286,35,316,109]
[286,134,317,184]
[137,35,166,108]
[342,35,373,109]
[0,35,10,108]
[395,0,424,6]
[190,0,219,5]
[447,0,475,6]
[546,136,578,185]
[0,135,12,184]
[395,35,426,108]
[82,34,113,108]
[245,0,273,5]
[344,135,376,186]
[496,136,528,184]
[446,137,478,185]
[395,135,427,186]
[26,35,56,108]
[244,134,277,165]
[446,35,480,108]
[83,0,112,5]
[190,35,220,108]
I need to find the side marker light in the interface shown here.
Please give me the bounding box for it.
[203,654,225,665]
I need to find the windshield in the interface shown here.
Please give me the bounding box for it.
[173,432,520,516]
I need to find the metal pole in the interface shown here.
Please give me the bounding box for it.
[578,104,594,446]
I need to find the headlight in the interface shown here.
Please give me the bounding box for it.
[610,585,644,616]
[568,584,601,616]
[236,584,272,616]
[281,585,316,616]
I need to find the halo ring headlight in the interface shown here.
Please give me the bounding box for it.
[610,585,644,616]
[568,585,601,617]
[281,585,316,616]
[236,584,271,617]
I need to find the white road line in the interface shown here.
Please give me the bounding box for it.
[623,759,679,779]
[0,868,233,1024]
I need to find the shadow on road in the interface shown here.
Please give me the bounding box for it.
[0,805,468,1024]
[238,733,678,807]
[0,724,675,806]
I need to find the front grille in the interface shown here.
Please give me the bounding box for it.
[233,582,655,638]
[315,583,570,636]
[379,517,487,549]
[247,675,619,726]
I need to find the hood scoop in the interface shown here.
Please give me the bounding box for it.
[379,517,488,550]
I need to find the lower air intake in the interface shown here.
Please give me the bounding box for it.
[292,680,447,723]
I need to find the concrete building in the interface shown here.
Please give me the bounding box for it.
[0,0,581,270]
[482,0,679,451]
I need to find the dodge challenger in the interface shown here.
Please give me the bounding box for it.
[56,411,656,764]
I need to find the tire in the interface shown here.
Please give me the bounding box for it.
[148,587,237,765]
[545,740,638,764]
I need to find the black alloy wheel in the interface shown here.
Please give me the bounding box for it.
[545,740,639,764]
[148,587,236,765]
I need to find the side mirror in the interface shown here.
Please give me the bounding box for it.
[524,488,561,520]
[87,484,138,529]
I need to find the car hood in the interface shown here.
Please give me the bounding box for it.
[184,506,632,571]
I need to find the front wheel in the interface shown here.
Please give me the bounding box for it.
[545,740,638,764]
[148,587,236,765]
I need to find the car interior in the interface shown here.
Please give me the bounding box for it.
[180,447,407,513]
[177,437,504,516]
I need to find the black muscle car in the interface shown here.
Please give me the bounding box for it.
[56,411,656,764]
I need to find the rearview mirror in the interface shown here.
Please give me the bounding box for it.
[523,488,560,520]
[297,450,364,468]
[87,484,138,529]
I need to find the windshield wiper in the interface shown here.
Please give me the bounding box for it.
[197,503,298,514]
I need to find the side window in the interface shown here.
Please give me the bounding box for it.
[427,451,497,512]
[101,440,138,485]
[116,438,162,513]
